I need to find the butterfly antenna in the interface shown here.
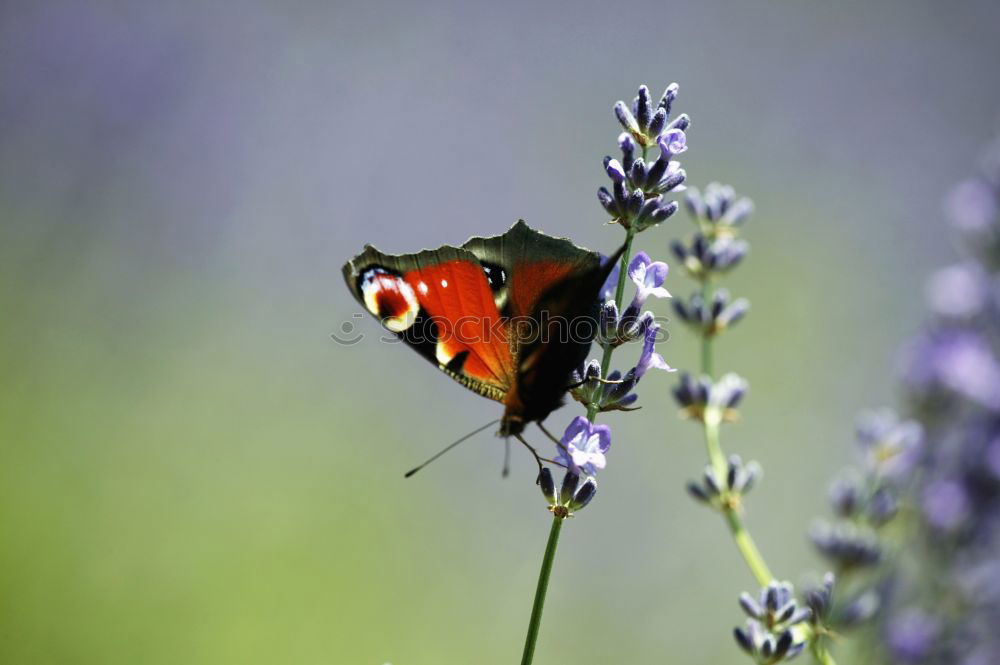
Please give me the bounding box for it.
[404,419,500,478]
[502,439,511,478]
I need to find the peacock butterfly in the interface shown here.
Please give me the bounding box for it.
[343,220,623,437]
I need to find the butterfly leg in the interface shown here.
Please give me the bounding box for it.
[513,433,568,479]
[537,421,569,455]
[564,376,625,390]
[513,433,545,475]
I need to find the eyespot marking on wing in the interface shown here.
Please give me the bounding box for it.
[360,267,419,333]
[480,261,507,291]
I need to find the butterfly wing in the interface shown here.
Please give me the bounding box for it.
[511,246,623,426]
[342,244,517,402]
[462,220,623,433]
[343,220,621,434]
[461,220,602,320]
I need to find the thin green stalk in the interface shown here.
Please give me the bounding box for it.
[699,313,774,586]
[812,643,839,665]
[520,514,564,665]
[705,419,773,586]
[723,504,773,587]
[703,415,728,487]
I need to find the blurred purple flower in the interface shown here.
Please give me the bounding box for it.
[886,609,939,663]
[986,437,1000,480]
[865,137,1000,664]
[555,416,611,477]
[925,262,990,319]
[902,329,1000,411]
[922,479,970,531]
[855,409,923,479]
[947,179,996,234]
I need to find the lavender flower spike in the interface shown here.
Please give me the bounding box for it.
[555,416,612,476]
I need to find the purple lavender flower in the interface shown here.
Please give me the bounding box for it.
[626,251,671,310]
[570,320,672,413]
[986,437,1000,480]
[658,128,688,157]
[671,233,749,278]
[901,329,1000,412]
[707,373,749,412]
[613,100,640,135]
[671,372,748,423]
[673,288,751,336]
[885,609,939,664]
[685,182,753,228]
[618,132,637,157]
[925,262,991,319]
[634,321,673,378]
[600,84,689,230]
[537,467,597,516]
[600,257,621,303]
[855,409,923,479]
[947,179,997,234]
[844,137,1000,665]
[922,479,971,531]
[687,454,762,506]
[554,416,612,477]
[732,581,810,663]
[605,158,627,183]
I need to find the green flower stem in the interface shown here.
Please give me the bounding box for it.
[520,514,565,665]
[723,503,773,587]
[705,418,773,586]
[533,198,637,661]
[702,415,728,488]
[699,317,774,587]
[812,642,839,665]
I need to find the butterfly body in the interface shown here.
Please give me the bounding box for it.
[343,220,621,436]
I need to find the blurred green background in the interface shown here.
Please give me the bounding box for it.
[2,1,999,663]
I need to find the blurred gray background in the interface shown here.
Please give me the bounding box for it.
[2,1,999,663]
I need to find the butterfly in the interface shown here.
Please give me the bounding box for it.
[342,220,623,438]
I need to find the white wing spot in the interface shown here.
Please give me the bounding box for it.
[440,279,448,288]
[418,281,428,295]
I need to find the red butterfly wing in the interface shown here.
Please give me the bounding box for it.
[461,220,601,319]
[343,244,516,402]
[343,220,618,435]
[462,221,619,434]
